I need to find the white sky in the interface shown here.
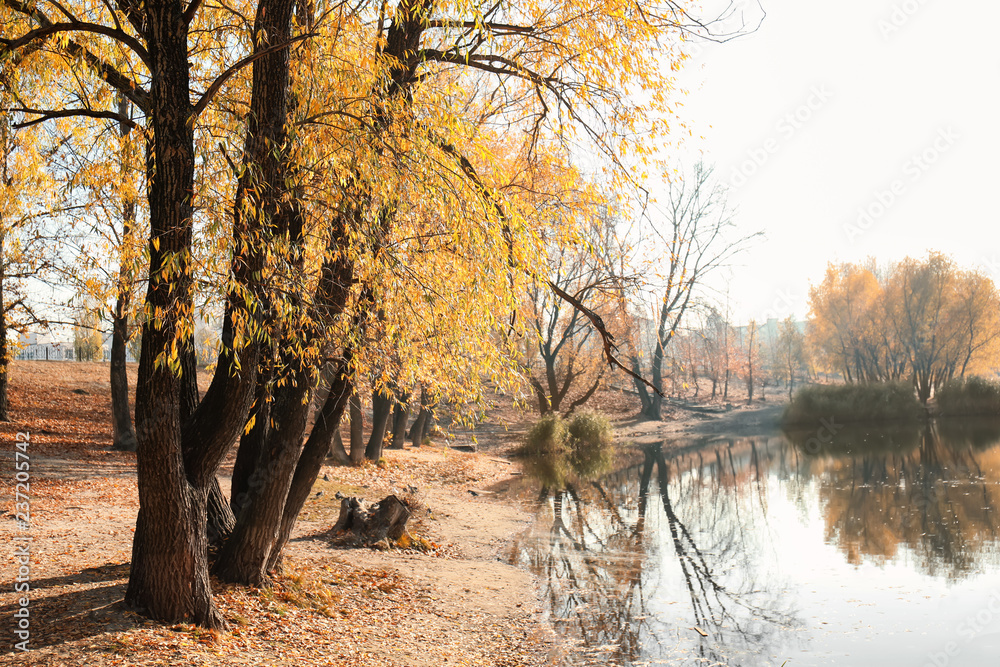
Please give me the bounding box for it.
[665,0,1000,324]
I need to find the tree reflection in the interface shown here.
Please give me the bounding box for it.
[784,421,1000,579]
[512,440,798,666]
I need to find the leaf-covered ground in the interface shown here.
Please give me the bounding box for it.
[1,362,556,666]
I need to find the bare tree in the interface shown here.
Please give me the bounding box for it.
[629,164,756,419]
[526,210,631,415]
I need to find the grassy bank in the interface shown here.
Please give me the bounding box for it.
[782,382,924,426]
[936,376,1000,417]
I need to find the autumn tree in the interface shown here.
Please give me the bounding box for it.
[735,319,759,403]
[0,105,57,420]
[524,206,630,415]
[2,0,741,628]
[774,317,806,399]
[807,254,1000,403]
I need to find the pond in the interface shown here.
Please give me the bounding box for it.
[505,420,1000,666]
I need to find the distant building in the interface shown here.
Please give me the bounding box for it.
[15,332,74,361]
[14,331,138,362]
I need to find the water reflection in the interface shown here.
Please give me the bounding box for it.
[509,421,1000,666]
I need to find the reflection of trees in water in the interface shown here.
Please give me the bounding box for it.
[511,441,798,666]
[513,423,1000,665]
[784,421,1000,579]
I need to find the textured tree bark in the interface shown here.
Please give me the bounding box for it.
[206,476,236,549]
[125,0,220,625]
[212,357,312,584]
[365,388,392,461]
[267,359,353,572]
[109,294,137,451]
[124,0,284,627]
[230,378,271,518]
[329,495,410,544]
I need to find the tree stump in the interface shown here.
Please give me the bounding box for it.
[329,495,411,545]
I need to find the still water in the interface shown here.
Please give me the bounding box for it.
[506,420,1000,666]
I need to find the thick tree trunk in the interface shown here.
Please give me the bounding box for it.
[126,0,287,627]
[125,0,224,627]
[365,388,392,460]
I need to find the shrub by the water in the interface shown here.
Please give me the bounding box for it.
[520,411,614,485]
[782,382,924,426]
[523,414,570,457]
[566,411,614,479]
[936,376,1000,417]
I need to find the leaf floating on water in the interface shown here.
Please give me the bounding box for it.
[693,627,709,637]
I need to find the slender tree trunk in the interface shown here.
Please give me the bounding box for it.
[267,358,353,572]
[110,295,137,450]
[389,397,409,450]
[206,476,236,548]
[230,374,271,517]
[111,97,138,452]
[409,390,430,447]
[349,393,365,463]
[630,356,653,416]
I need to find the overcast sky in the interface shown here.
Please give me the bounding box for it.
[666,0,1000,324]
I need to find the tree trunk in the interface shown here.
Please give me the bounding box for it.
[328,428,350,464]
[329,495,410,545]
[409,388,430,447]
[630,356,653,417]
[125,0,289,627]
[206,476,236,549]
[212,358,313,585]
[125,0,224,627]
[266,360,353,572]
[389,398,409,450]
[229,375,271,518]
[111,96,138,452]
[365,387,392,461]
[349,393,365,463]
[110,294,137,451]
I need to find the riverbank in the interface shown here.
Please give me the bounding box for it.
[0,361,788,666]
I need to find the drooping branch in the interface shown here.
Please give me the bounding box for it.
[0,0,150,112]
[0,19,150,66]
[428,130,662,398]
[191,32,316,117]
